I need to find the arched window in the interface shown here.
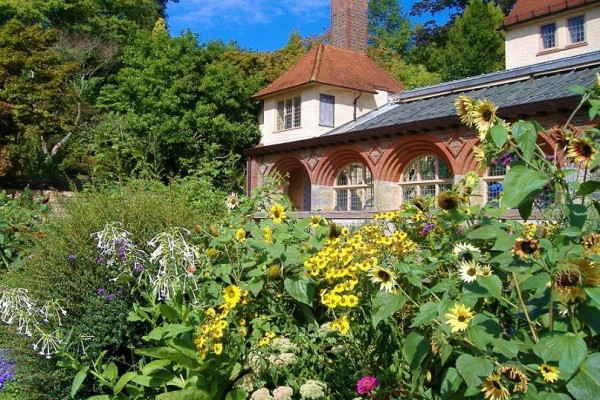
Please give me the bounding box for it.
[400,155,453,202]
[334,163,374,211]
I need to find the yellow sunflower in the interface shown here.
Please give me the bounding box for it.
[235,228,246,242]
[472,99,498,134]
[309,215,322,228]
[482,374,510,400]
[437,190,460,210]
[539,363,559,383]
[512,237,540,260]
[445,303,474,333]
[497,365,529,393]
[264,226,273,244]
[567,137,597,167]
[454,94,475,127]
[581,232,600,255]
[369,266,398,293]
[223,285,242,306]
[270,203,286,224]
[225,193,239,210]
[554,257,600,303]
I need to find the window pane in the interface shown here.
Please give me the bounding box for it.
[541,23,556,49]
[487,181,503,205]
[335,189,348,210]
[439,184,453,192]
[421,184,436,196]
[489,164,506,177]
[404,161,417,181]
[293,97,301,128]
[337,171,348,186]
[350,189,363,211]
[420,156,435,180]
[319,94,334,127]
[568,16,584,43]
[438,159,451,179]
[403,186,416,201]
[277,101,284,130]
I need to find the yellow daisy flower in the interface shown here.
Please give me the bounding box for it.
[223,285,242,306]
[213,343,223,355]
[309,215,321,228]
[235,228,246,242]
[264,226,273,244]
[445,304,474,333]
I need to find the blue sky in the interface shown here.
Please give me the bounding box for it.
[166,0,450,52]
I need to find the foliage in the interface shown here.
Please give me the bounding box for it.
[410,0,517,19]
[368,0,413,56]
[0,177,226,399]
[432,0,505,81]
[0,189,49,271]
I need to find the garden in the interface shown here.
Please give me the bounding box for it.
[0,80,599,399]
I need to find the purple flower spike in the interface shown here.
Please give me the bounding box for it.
[67,254,76,261]
[421,223,435,236]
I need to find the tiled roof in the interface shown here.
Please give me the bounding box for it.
[327,51,599,134]
[252,43,402,98]
[504,0,600,27]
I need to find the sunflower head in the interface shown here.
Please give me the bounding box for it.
[581,232,600,255]
[268,265,283,280]
[497,365,529,393]
[235,228,246,242]
[437,190,460,210]
[473,99,498,134]
[225,193,239,210]
[567,137,597,167]
[539,363,559,383]
[369,266,398,293]
[411,196,430,213]
[454,94,475,127]
[482,374,510,400]
[547,125,571,150]
[263,226,273,244]
[309,215,321,228]
[444,303,474,333]
[512,237,540,260]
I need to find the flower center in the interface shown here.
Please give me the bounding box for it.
[378,271,391,282]
[582,143,592,157]
[467,267,477,276]
[556,270,580,287]
[458,315,466,322]
[492,380,502,390]
[482,110,492,122]
[522,240,538,254]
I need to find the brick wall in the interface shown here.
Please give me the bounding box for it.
[330,0,368,54]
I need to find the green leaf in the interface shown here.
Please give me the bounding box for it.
[569,85,588,94]
[371,292,406,328]
[456,354,493,391]
[567,353,600,400]
[567,204,587,229]
[159,304,180,321]
[441,343,453,366]
[512,121,537,161]
[585,287,600,305]
[103,362,118,384]
[225,389,248,400]
[70,365,89,398]
[575,180,600,197]
[502,165,549,210]
[491,339,520,358]
[410,301,439,328]
[155,389,212,400]
[403,332,430,369]
[545,333,587,377]
[113,372,137,395]
[517,198,534,221]
[141,359,172,376]
[475,275,503,298]
[489,124,508,148]
[283,276,315,306]
[467,224,505,240]
[441,367,463,400]
[135,347,199,369]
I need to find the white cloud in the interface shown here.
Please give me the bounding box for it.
[169,0,329,26]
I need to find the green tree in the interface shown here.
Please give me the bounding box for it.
[433,0,505,81]
[91,21,261,187]
[368,0,412,55]
[410,0,517,18]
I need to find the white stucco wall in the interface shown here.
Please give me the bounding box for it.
[258,84,390,146]
[505,5,600,69]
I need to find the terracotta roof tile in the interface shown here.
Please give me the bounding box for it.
[504,0,600,27]
[253,44,402,98]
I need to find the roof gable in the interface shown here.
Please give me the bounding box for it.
[504,0,600,27]
[253,44,402,99]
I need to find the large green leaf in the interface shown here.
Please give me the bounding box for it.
[113,372,137,395]
[456,354,493,392]
[489,124,508,148]
[371,292,406,328]
[575,180,600,197]
[403,332,430,369]
[410,301,439,328]
[284,276,315,306]
[135,347,199,369]
[567,353,600,400]
[441,367,463,400]
[70,366,89,398]
[511,121,538,161]
[502,165,550,210]
[545,333,587,377]
[225,389,248,400]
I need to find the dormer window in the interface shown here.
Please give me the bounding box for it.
[277,97,301,131]
[568,16,585,44]
[540,23,556,49]
[319,94,335,127]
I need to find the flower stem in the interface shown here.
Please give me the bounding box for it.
[512,272,539,343]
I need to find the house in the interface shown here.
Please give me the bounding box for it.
[246,0,600,219]
[504,0,600,69]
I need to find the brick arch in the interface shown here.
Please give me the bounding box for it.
[314,146,373,186]
[267,156,312,183]
[379,136,456,182]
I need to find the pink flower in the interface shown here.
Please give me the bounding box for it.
[356,376,378,395]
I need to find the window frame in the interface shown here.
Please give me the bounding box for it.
[483,163,506,206]
[333,162,374,211]
[399,155,453,204]
[319,94,335,127]
[567,16,585,45]
[276,96,301,131]
[540,23,557,50]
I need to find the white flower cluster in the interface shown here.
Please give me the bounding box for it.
[250,386,294,400]
[299,380,327,399]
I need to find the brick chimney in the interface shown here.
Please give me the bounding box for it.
[330,0,368,54]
